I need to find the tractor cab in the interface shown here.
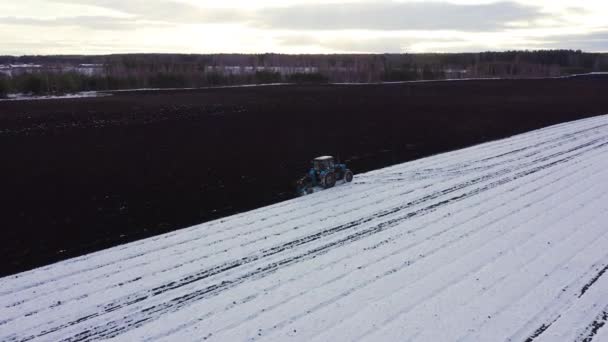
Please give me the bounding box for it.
[313,156,335,172]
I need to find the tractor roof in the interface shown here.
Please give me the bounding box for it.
[314,156,334,161]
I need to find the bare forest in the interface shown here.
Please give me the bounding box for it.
[1,50,607,97]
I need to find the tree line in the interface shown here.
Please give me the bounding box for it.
[1,50,606,97]
[0,71,332,98]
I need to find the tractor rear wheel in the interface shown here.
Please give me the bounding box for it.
[323,172,336,188]
[344,170,354,183]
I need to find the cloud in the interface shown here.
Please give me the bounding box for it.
[0,0,236,30]
[563,6,590,16]
[47,0,240,24]
[532,30,608,51]
[1,1,606,54]
[275,34,459,53]
[275,34,320,47]
[320,37,414,53]
[252,1,543,32]
[38,0,542,32]
[0,16,149,30]
[278,35,408,53]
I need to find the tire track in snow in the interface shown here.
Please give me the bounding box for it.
[251,161,608,342]
[14,126,608,342]
[8,121,600,332]
[444,209,608,342]
[5,115,600,291]
[180,149,608,342]
[514,258,608,342]
[3,116,605,305]
[578,307,608,342]
[579,265,608,298]
[332,192,608,342]
[4,115,608,342]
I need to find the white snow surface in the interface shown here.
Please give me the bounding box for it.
[2,115,608,342]
[0,92,108,102]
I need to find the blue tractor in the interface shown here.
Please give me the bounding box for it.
[296,156,354,196]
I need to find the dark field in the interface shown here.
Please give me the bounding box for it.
[1,78,608,276]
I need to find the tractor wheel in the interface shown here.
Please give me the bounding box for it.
[323,172,336,188]
[344,169,354,183]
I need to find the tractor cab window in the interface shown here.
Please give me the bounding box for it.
[313,161,321,171]
[313,157,335,171]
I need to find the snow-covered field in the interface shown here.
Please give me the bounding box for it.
[2,115,608,342]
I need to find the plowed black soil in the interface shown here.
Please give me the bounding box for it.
[1,78,608,276]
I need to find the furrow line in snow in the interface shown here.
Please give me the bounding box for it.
[5,121,600,328]
[360,120,608,184]
[2,115,605,299]
[28,129,608,342]
[358,117,606,179]
[579,265,608,298]
[76,131,608,341]
[253,160,608,342]
[183,148,608,342]
[317,178,608,342]
[344,208,608,342]
[3,116,608,341]
[445,208,608,342]
[7,128,604,340]
[511,256,608,342]
[3,114,602,291]
[577,306,608,342]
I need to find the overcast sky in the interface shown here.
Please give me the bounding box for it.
[1,0,607,55]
